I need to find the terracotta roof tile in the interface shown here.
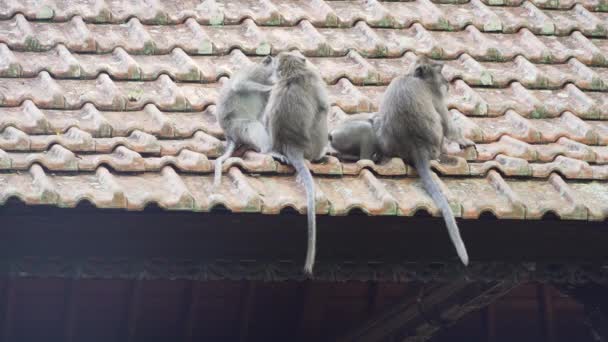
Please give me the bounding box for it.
[0,1,607,220]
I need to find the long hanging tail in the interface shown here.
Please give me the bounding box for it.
[413,154,469,266]
[214,140,236,189]
[285,148,317,276]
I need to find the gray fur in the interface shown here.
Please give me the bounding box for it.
[374,56,471,265]
[214,56,276,188]
[329,116,381,163]
[264,51,329,276]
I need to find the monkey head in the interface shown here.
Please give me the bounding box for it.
[410,56,449,97]
[252,55,277,85]
[275,51,308,78]
[328,120,359,152]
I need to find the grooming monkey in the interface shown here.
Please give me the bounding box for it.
[263,51,329,276]
[330,56,471,265]
[214,56,276,188]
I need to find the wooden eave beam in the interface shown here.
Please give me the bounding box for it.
[338,279,519,342]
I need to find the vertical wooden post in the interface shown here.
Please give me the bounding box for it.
[1,278,15,342]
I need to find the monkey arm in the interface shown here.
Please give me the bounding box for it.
[435,103,475,149]
[232,80,273,93]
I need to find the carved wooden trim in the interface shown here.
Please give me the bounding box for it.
[2,258,608,283]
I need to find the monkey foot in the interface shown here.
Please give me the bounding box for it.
[268,152,290,165]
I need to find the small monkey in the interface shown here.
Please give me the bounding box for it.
[374,56,471,265]
[263,51,329,276]
[214,56,276,188]
[329,116,381,163]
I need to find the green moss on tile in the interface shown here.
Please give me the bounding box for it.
[375,16,395,28]
[486,48,504,62]
[68,64,81,78]
[40,190,59,204]
[127,67,142,80]
[583,108,601,119]
[541,54,554,64]
[198,41,213,55]
[592,25,607,38]
[24,37,43,51]
[373,45,389,58]
[127,88,144,102]
[474,102,488,116]
[591,54,607,66]
[480,71,493,86]
[142,41,156,55]
[541,22,555,35]
[314,44,332,57]
[430,48,444,60]
[535,77,549,89]
[5,64,21,77]
[436,18,452,31]
[483,20,502,33]
[36,6,54,20]
[152,12,169,25]
[546,0,559,8]
[598,1,608,11]
[324,14,339,28]
[530,107,548,119]
[181,68,201,81]
[266,12,282,26]
[363,73,380,85]
[209,12,225,26]
[172,97,190,111]
[488,0,505,5]
[591,77,606,91]
[94,8,112,23]
[255,42,271,55]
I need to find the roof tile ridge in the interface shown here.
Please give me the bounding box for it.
[521,1,556,35]
[359,168,398,215]
[486,169,526,218]
[548,172,588,219]
[29,163,59,204]
[470,0,504,32]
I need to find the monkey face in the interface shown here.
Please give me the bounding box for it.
[256,55,277,85]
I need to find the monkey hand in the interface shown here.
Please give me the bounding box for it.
[456,137,475,150]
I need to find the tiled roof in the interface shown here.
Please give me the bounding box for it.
[0,0,607,220]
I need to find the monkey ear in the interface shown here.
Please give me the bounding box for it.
[262,55,274,65]
[298,56,306,63]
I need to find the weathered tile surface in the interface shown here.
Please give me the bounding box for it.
[0,0,607,220]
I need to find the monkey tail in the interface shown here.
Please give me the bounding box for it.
[214,140,236,189]
[285,148,317,277]
[413,154,469,266]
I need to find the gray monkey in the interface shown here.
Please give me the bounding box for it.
[214,56,276,188]
[374,56,471,265]
[263,51,329,276]
[329,116,381,163]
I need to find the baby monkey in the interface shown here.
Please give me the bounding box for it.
[329,115,381,163]
[264,51,329,276]
[330,56,472,265]
[214,56,276,188]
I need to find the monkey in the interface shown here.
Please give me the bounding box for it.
[373,56,471,266]
[263,51,329,276]
[328,116,382,163]
[329,111,471,163]
[213,55,276,188]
